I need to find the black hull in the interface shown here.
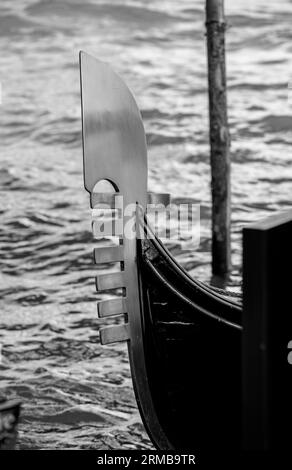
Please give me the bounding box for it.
[136,221,242,449]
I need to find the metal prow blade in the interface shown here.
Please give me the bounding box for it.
[79,51,147,208]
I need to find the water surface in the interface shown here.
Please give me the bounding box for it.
[0,0,291,449]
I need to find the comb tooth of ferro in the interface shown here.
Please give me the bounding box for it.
[93,246,124,264]
[91,192,121,209]
[91,217,123,238]
[92,192,171,208]
[95,272,125,291]
[100,323,130,345]
[147,192,171,206]
[97,298,127,318]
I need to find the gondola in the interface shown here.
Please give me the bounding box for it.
[80,51,243,450]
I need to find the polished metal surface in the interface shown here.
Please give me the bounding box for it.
[100,324,130,345]
[91,192,121,208]
[91,218,123,238]
[80,51,147,202]
[147,192,171,206]
[95,272,125,291]
[94,246,124,264]
[91,191,171,209]
[97,298,127,318]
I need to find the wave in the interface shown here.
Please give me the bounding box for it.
[26,0,178,25]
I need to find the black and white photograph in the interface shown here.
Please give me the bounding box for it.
[1,0,292,463]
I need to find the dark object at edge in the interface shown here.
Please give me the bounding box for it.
[0,399,21,450]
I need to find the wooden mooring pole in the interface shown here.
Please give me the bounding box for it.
[206,0,231,277]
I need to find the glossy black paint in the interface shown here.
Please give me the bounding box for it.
[135,222,242,449]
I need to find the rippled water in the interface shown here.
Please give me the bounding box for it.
[0,0,291,449]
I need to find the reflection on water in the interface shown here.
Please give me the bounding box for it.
[0,0,291,449]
